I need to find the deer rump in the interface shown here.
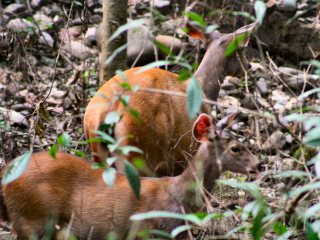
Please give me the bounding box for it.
[84,23,256,176]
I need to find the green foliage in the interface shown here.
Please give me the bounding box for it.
[184,12,206,28]
[103,167,117,187]
[285,113,320,147]
[125,160,140,198]
[187,76,202,119]
[2,150,32,185]
[108,19,145,43]
[254,1,266,25]
[224,33,247,57]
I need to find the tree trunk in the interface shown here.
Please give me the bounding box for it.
[100,0,127,83]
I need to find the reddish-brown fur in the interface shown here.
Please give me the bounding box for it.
[2,114,260,239]
[84,24,255,175]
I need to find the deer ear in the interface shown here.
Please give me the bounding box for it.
[192,114,215,143]
[186,23,205,40]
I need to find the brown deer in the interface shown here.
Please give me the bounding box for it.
[84,23,256,176]
[2,113,260,240]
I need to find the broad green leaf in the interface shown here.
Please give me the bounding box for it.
[73,150,88,158]
[254,0,266,25]
[106,157,118,166]
[274,170,313,179]
[130,211,223,226]
[187,76,202,119]
[57,132,71,147]
[304,203,320,220]
[120,146,143,156]
[206,24,217,34]
[108,19,145,43]
[2,151,32,185]
[241,201,257,221]
[125,160,140,198]
[48,144,59,158]
[133,158,145,170]
[115,70,129,82]
[184,12,206,27]
[304,126,320,147]
[284,113,308,122]
[298,88,320,100]
[105,111,121,125]
[251,209,265,240]
[306,222,319,240]
[311,220,320,233]
[154,40,172,57]
[136,60,172,73]
[129,109,141,124]
[312,152,320,177]
[105,43,127,65]
[139,229,171,239]
[171,225,192,238]
[273,222,287,236]
[178,69,192,81]
[289,181,320,197]
[94,130,115,144]
[102,167,117,187]
[224,33,247,57]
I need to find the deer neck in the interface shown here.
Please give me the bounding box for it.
[193,46,226,101]
[169,142,223,211]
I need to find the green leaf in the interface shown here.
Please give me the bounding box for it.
[171,225,192,238]
[115,70,129,82]
[105,43,128,65]
[273,222,287,236]
[120,146,143,156]
[304,203,320,220]
[251,209,265,240]
[178,69,192,81]
[136,60,172,73]
[104,111,121,125]
[274,170,314,179]
[224,33,247,57]
[187,76,202,119]
[306,222,320,240]
[108,19,145,43]
[154,40,172,57]
[57,132,71,147]
[304,126,320,147]
[133,158,145,170]
[102,167,117,187]
[289,181,320,197]
[94,130,115,144]
[254,0,266,25]
[298,88,320,100]
[106,157,118,166]
[129,108,140,124]
[184,12,206,27]
[130,211,224,227]
[73,150,88,158]
[125,160,140,198]
[48,144,59,158]
[2,151,32,185]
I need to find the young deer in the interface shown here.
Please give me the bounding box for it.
[2,114,260,240]
[84,23,256,175]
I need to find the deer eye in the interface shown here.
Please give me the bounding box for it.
[231,145,241,153]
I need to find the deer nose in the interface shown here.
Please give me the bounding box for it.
[256,162,265,172]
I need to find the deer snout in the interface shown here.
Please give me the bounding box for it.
[247,156,262,174]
